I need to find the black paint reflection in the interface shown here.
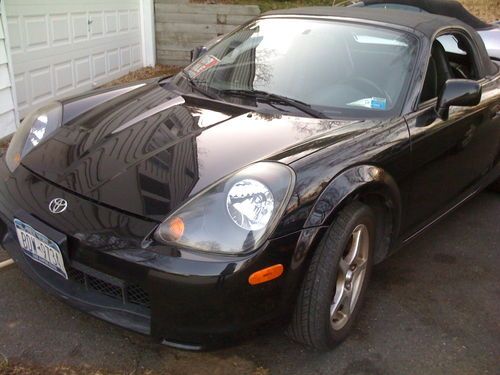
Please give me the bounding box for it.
[17,76,377,225]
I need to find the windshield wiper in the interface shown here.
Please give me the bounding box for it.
[220,89,327,119]
[181,71,221,101]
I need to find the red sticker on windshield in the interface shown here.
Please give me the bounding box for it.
[186,55,220,78]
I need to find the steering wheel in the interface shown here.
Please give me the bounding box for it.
[349,76,394,107]
[452,65,468,79]
[309,76,394,109]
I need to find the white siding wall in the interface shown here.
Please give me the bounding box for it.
[0,4,17,138]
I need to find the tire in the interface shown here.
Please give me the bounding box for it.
[489,178,500,193]
[288,201,376,350]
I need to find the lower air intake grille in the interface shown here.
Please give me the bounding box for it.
[127,284,151,307]
[87,274,123,299]
[67,267,150,309]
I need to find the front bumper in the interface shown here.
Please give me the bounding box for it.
[0,161,306,349]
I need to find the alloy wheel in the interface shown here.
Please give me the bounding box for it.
[330,224,370,330]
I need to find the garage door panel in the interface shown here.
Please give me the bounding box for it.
[105,12,118,34]
[54,61,73,94]
[119,11,129,32]
[93,53,106,80]
[130,10,139,30]
[75,56,91,87]
[11,34,141,65]
[90,12,104,38]
[131,44,141,65]
[5,0,143,117]
[108,48,119,73]
[30,66,53,105]
[25,15,49,50]
[7,17,22,54]
[71,13,89,42]
[120,47,130,69]
[14,73,27,111]
[50,14,70,46]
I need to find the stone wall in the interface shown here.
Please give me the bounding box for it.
[154,0,498,67]
[155,0,260,66]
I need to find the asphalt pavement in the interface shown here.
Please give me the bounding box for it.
[0,192,499,375]
[0,250,8,263]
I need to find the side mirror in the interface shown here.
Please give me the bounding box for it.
[436,79,482,119]
[191,46,208,62]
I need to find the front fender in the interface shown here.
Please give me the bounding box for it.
[281,165,402,305]
[304,165,402,232]
[295,164,402,267]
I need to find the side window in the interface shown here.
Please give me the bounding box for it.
[420,32,480,104]
[437,34,479,80]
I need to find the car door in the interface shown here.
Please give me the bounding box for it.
[403,30,500,232]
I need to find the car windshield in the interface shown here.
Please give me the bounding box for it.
[181,18,418,118]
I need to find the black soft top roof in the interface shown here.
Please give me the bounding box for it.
[359,0,490,30]
[263,6,472,37]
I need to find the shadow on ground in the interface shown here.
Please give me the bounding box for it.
[0,192,499,375]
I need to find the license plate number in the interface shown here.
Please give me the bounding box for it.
[14,219,68,279]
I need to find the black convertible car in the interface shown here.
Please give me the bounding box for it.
[1,7,499,350]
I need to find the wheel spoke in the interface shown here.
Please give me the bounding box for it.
[345,226,363,265]
[330,222,370,331]
[354,258,367,274]
[330,284,345,318]
[330,285,353,321]
[348,260,365,291]
[339,258,349,274]
[343,287,353,316]
[330,300,340,318]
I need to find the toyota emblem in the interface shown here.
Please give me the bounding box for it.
[49,198,68,214]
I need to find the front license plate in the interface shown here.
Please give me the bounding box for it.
[14,218,68,279]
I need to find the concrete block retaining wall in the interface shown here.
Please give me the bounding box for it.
[155,0,260,66]
[154,0,497,66]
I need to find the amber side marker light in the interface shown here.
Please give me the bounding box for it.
[249,264,284,285]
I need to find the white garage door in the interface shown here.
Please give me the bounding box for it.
[5,0,144,118]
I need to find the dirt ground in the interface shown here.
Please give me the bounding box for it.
[0,139,9,151]
[0,361,268,375]
[99,65,182,88]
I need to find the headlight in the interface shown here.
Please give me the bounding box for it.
[154,162,295,254]
[5,102,62,172]
[226,179,274,231]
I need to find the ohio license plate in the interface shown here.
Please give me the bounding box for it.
[14,219,68,279]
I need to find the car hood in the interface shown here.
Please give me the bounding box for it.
[22,80,361,221]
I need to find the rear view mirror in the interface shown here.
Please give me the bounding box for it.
[191,46,208,62]
[436,79,482,119]
[190,35,227,62]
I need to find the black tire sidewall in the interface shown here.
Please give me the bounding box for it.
[318,204,376,346]
[489,179,500,193]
